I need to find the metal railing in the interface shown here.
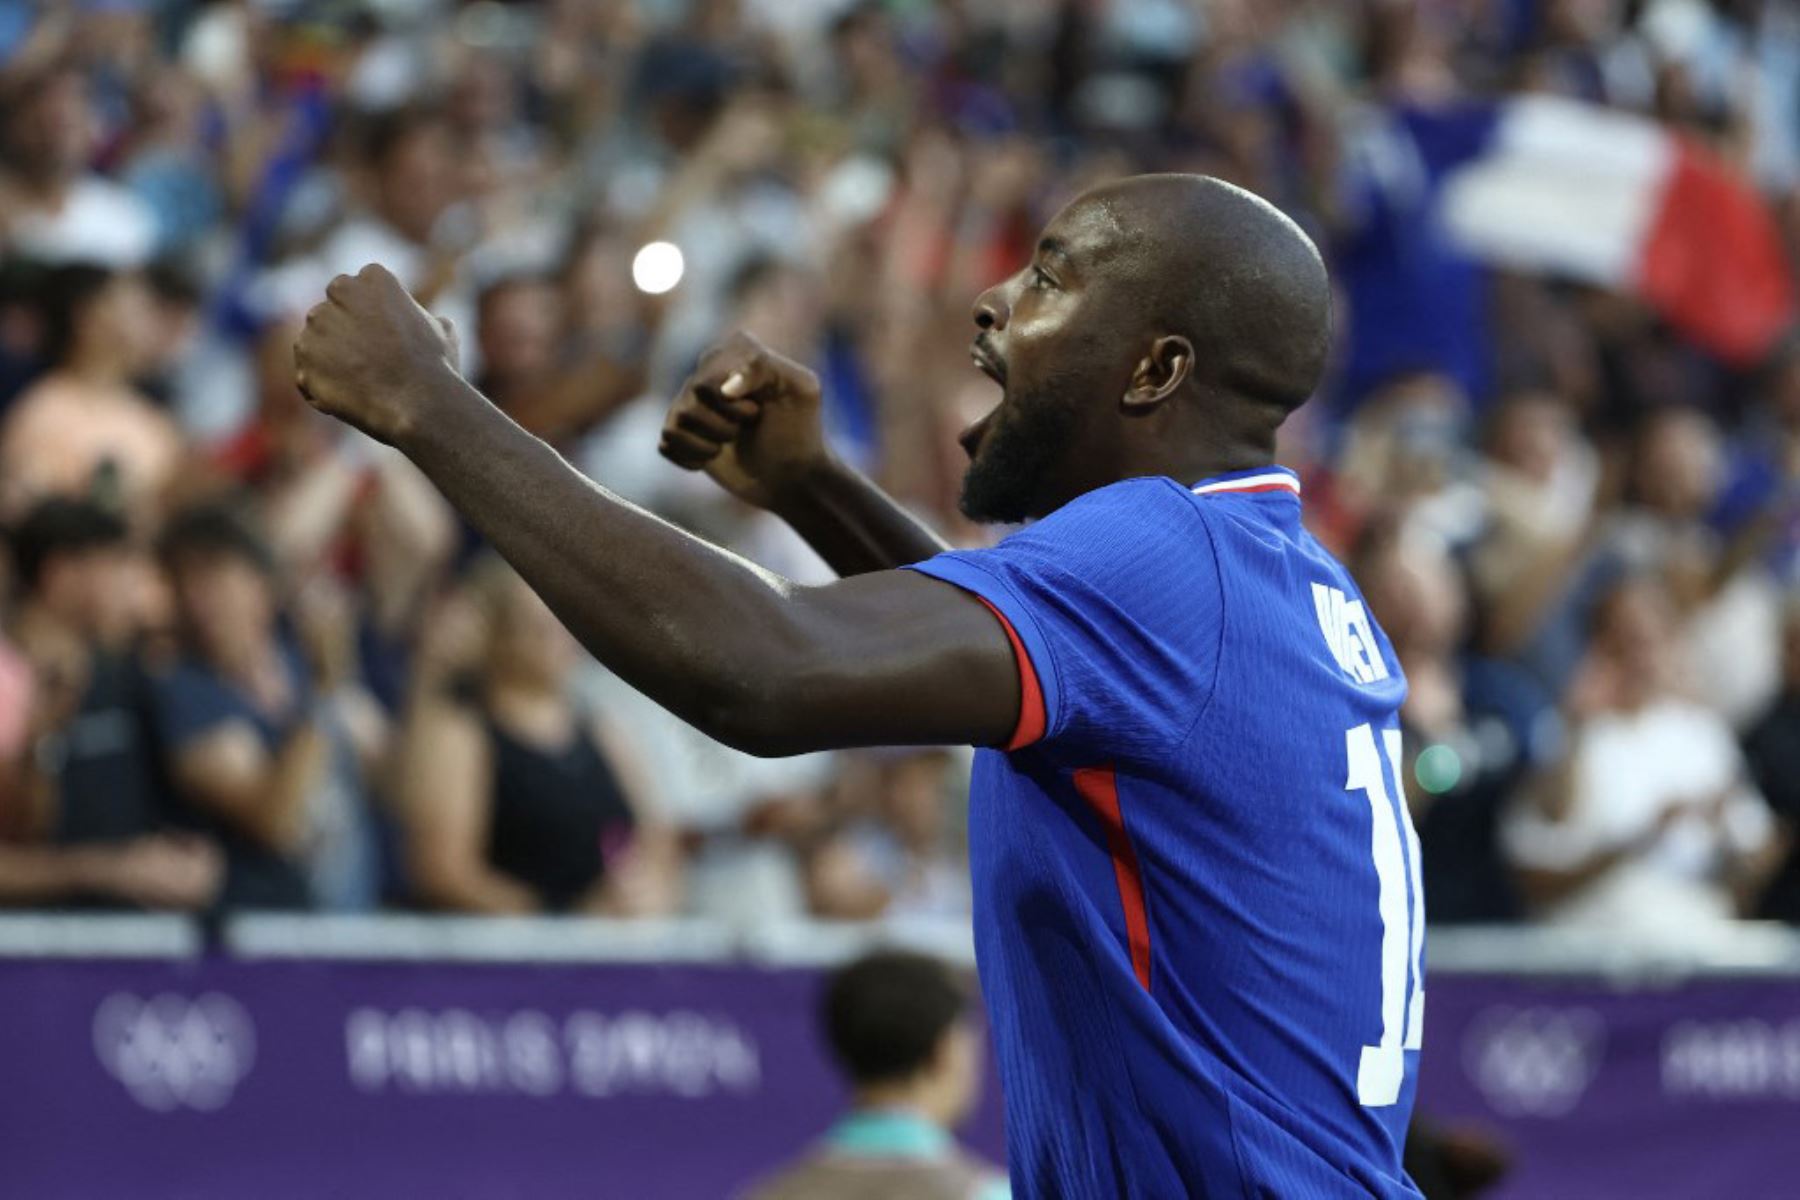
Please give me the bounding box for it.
[2,912,1799,977]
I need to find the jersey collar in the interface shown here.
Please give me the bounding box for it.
[1189,465,1301,498]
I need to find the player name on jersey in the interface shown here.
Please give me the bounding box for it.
[1313,583,1391,684]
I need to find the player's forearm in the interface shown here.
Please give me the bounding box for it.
[396,378,816,747]
[771,458,951,577]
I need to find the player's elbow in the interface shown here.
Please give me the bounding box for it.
[708,725,816,759]
[684,661,827,758]
[688,682,811,758]
[674,597,857,757]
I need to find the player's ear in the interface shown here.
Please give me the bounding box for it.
[1123,335,1193,413]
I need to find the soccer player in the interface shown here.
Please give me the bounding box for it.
[293,173,1422,1197]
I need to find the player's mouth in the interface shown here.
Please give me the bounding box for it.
[962,341,1008,460]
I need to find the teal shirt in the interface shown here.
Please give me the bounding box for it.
[822,1110,1011,1200]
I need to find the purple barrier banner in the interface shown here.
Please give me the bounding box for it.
[1417,974,1800,1199]
[4,958,1800,1198]
[0,959,1004,1199]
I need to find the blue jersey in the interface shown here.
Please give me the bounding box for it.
[907,467,1422,1199]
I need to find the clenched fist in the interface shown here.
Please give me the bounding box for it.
[293,264,463,445]
[659,331,829,510]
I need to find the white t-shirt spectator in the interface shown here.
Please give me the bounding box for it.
[1503,698,1774,944]
[249,215,478,374]
[10,177,156,268]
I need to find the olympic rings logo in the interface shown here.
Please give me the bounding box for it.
[92,992,256,1112]
[1462,1005,1606,1118]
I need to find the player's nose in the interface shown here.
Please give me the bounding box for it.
[972,285,1009,334]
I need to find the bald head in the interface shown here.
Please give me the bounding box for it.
[958,173,1333,523]
[1090,174,1332,413]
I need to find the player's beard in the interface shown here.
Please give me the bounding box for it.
[958,382,1083,525]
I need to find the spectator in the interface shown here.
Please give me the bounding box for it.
[252,103,478,367]
[474,274,564,419]
[1743,595,1800,923]
[576,649,841,922]
[0,497,220,909]
[209,318,457,709]
[1468,390,1600,659]
[332,105,470,319]
[397,560,677,914]
[1502,577,1782,942]
[153,504,380,910]
[473,272,643,443]
[0,262,182,522]
[1355,527,1552,924]
[809,750,972,920]
[1320,372,1484,559]
[559,219,655,368]
[0,0,1796,946]
[116,66,224,258]
[744,949,1005,1200]
[1509,406,1771,706]
[0,64,155,267]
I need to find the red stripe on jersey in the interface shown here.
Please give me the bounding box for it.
[976,598,1047,750]
[1073,766,1152,991]
[1206,482,1297,495]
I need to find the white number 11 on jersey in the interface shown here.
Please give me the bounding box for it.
[1346,723,1424,1107]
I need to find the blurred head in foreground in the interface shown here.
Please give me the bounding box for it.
[822,949,980,1128]
[746,949,1002,1200]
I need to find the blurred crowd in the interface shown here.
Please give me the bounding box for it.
[2,0,1800,944]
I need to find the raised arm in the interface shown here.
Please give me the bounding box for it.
[658,332,948,576]
[292,267,1017,756]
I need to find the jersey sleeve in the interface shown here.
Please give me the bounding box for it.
[904,478,1224,764]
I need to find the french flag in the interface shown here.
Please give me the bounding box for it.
[1433,96,1794,365]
